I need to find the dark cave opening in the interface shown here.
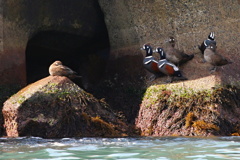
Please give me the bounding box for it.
[25,0,110,89]
[26,30,110,89]
[24,1,140,125]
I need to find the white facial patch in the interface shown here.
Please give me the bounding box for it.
[209,32,214,40]
[161,51,164,57]
[210,32,214,39]
[148,48,151,54]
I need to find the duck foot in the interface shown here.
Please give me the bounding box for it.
[165,77,173,83]
[175,76,188,81]
[148,75,156,82]
[209,66,217,74]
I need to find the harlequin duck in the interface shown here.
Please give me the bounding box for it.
[155,47,188,83]
[141,44,163,80]
[204,43,232,72]
[164,36,194,66]
[198,32,216,54]
[49,60,82,79]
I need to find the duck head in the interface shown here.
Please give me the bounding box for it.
[155,47,166,59]
[141,44,153,56]
[167,36,175,47]
[208,32,215,41]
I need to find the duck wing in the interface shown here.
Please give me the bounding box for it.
[211,53,231,66]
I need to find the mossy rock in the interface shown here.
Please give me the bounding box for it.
[136,84,240,137]
[2,76,132,138]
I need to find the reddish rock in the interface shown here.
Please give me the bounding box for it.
[2,76,134,138]
[135,85,240,137]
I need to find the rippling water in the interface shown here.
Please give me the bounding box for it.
[0,136,240,160]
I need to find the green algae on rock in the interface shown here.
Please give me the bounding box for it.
[136,85,240,137]
[2,76,134,138]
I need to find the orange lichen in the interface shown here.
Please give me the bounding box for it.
[91,116,119,137]
[81,112,120,137]
[81,112,91,126]
[231,133,240,136]
[185,112,194,128]
[192,120,220,131]
[231,124,240,136]
[146,125,154,136]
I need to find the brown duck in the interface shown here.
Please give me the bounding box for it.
[164,36,194,66]
[49,60,82,79]
[204,43,232,72]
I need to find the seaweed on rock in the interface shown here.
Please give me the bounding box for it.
[136,85,240,137]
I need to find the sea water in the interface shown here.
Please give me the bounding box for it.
[0,136,240,160]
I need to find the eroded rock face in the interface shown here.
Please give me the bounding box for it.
[2,76,133,138]
[99,0,240,53]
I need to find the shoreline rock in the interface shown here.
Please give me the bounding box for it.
[2,75,240,138]
[2,76,136,138]
[135,84,240,136]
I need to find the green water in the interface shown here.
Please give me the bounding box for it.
[0,136,240,160]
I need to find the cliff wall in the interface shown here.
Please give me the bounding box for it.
[99,0,240,87]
